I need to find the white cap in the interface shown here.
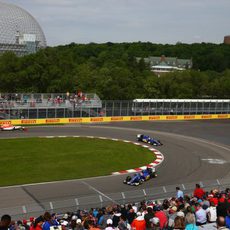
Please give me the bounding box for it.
[71,215,77,220]
[63,214,68,219]
[137,212,142,216]
[107,219,113,225]
[76,219,81,224]
[177,211,185,217]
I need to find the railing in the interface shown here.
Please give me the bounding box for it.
[0,98,230,119]
[0,93,102,119]
[3,177,230,219]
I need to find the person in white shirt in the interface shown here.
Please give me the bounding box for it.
[195,203,207,226]
[176,187,184,199]
[207,202,217,223]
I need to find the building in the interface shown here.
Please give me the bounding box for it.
[0,1,46,56]
[137,55,192,77]
[224,35,230,45]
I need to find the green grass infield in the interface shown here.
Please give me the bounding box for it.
[0,137,156,186]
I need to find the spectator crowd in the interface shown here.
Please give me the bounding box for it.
[1,184,230,230]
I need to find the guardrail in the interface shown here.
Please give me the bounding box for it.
[0,114,229,126]
[2,177,230,219]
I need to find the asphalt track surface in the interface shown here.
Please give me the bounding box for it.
[0,119,230,215]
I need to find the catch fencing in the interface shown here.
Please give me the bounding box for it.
[2,177,230,219]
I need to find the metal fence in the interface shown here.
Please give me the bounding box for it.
[2,177,230,219]
[1,94,230,119]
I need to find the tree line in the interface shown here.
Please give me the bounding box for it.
[0,42,230,99]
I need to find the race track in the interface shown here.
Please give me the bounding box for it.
[0,119,230,217]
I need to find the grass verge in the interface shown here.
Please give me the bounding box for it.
[0,137,155,186]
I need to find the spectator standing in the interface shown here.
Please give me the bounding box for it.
[0,215,11,230]
[193,184,205,199]
[176,187,184,199]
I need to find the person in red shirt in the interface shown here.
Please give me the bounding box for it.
[193,184,205,199]
[30,216,44,230]
[154,207,168,229]
[208,194,219,206]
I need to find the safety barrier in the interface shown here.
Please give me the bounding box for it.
[0,114,229,125]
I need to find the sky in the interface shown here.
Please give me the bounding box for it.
[4,0,230,46]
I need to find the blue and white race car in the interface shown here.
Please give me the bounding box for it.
[123,167,157,186]
[137,134,162,146]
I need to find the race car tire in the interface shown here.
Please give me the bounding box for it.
[124,176,131,184]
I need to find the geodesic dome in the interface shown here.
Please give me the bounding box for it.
[0,1,46,48]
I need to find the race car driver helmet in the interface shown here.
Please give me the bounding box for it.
[137,134,141,138]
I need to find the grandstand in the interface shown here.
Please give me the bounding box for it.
[1,94,230,119]
[131,99,230,115]
[0,93,102,119]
